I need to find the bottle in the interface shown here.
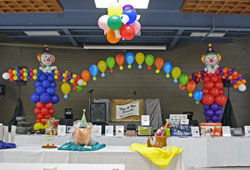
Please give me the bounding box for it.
[80,109,87,128]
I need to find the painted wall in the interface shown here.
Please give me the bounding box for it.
[0,41,249,127]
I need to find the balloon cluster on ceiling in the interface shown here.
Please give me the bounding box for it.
[1,44,247,126]
[98,2,141,44]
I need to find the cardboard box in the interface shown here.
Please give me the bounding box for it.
[200,123,222,137]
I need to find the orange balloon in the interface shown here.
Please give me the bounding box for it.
[81,70,91,82]
[154,57,164,70]
[107,29,121,44]
[186,80,197,93]
[242,79,246,84]
[115,54,125,66]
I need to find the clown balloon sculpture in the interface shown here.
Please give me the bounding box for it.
[190,44,247,123]
[2,45,81,130]
[98,2,141,44]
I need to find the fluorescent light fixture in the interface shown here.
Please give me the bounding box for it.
[24,31,60,36]
[207,33,225,37]
[94,0,150,9]
[190,32,208,37]
[83,45,166,50]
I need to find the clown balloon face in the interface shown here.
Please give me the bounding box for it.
[41,53,54,67]
[205,53,219,66]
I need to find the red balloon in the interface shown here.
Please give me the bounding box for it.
[45,102,53,109]
[36,102,44,109]
[36,119,41,123]
[115,54,125,66]
[34,108,41,115]
[210,87,220,96]
[204,81,214,89]
[219,89,225,95]
[154,57,164,70]
[204,76,210,82]
[215,81,224,89]
[186,80,196,93]
[215,69,220,75]
[41,120,46,125]
[49,108,55,115]
[41,107,49,115]
[120,24,135,40]
[201,94,214,105]
[44,114,51,119]
[211,75,218,82]
[202,88,209,94]
[37,114,43,120]
[215,95,227,106]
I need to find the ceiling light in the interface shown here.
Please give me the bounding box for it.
[83,45,166,50]
[207,33,225,37]
[94,0,150,9]
[190,32,208,37]
[24,31,60,36]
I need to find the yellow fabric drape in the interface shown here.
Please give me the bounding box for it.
[130,143,183,169]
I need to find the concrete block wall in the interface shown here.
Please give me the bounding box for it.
[0,41,249,127]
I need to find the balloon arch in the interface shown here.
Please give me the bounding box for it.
[2,44,247,129]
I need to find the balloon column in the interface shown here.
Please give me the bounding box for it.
[189,44,247,123]
[98,2,141,44]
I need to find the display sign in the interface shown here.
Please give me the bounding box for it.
[0,123,3,141]
[57,125,66,137]
[10,125,16,143]
[105,125,114,137]
[116,101,139,120]
[222,126,231,137]
[200,123,222,137]
[141,115,150,126]
[191,126,200,137]
[3,126,8,142]
[115,126,124,137]
[244,126,250,137]
[180,119,189,125]
[92,125,102,137]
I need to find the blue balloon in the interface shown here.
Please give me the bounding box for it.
[47,75,54,82]
[51,94,60,104]
[27,76,31,80]
[163,62,173,74]
[60,76,63,80]
[51,82,57,88]
[138,65,142,69]
[42,80,50,88]
[39,74,47,81]
[35,86,45,95]
[40,93,51,104]
[30,93,40,103]
[45,72,50,76]
[89,64,99,77]
[26,70,30,74]
[46,87,56,95]
[125,52,135,65]
[101,73,105,77]
[16,73,21,77]
[36,72,41,78]
[123,9,137,24]
[34,81,42,87]
[193,90,203,102]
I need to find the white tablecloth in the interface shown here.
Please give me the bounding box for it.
[0,145,184,170]
[13,135,250,168]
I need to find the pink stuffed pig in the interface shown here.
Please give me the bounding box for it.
[74,126,93,146]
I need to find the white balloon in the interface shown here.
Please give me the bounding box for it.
[2,72,10,80]
[238,84,246,92]
[77,79,84,86]
[121,14,129,24]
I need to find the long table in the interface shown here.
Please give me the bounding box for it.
[13,135,250,168]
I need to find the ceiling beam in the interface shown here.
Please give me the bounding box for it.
[63,28,78,46]
[168,29,184,51]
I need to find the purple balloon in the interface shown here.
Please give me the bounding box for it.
[210,103,219,111]
[123,4,134,11]
[217,116,221,122]
[218,105,223,110]
[238,77,243,81]
[212,116,218,122]
[228,71,233,75]
[219,72,224,76]
[203,104,210,110]
[215,110,223,116]
[208,120,213,123]
[205,116,211,122]
[205,109,214,117]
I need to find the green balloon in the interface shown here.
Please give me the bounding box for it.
[179,73,189,86]
[106,57,115,69]
[76,85,83,92]
[108,15,122,30]
[145,54,155,66]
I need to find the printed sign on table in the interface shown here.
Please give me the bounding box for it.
[116,101,139,120]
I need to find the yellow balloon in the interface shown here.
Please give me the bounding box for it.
[70,79,74,84]
[33,75,37,80]
[171,67,182,79]
[23,72,28,77]
[72,74,77,78]
[83,82,87,86]
[54,70,59,74]
[23,68,27,71]
[13,76,18,80]
[24,78,28,81]
[98,60,107,73]
[62,73,67,77]
[33,123,43,130]
[54,75,58,79]
[135,52,145,65]
[12,70,17,74]
[61,83,71,95]
[108,2,123,16]
[33,69,37,74]
[63,79,66,83]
